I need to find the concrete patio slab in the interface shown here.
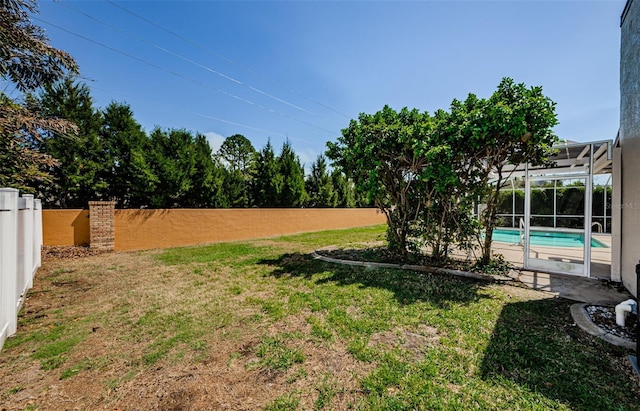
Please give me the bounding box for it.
[514,270,631,305]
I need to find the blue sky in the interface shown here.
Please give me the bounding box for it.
[34,0,624,168]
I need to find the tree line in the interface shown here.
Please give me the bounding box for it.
[16,78,367,209]
[2,0,367,210]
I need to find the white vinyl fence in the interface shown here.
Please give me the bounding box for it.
[0,188,42,351]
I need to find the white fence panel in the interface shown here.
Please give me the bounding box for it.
[34,199,42,272]
[0,189,42,352]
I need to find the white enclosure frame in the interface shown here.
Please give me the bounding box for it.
[523,173,591,276]
[493,140,612,278]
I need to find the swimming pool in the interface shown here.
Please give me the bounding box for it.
[492,228,609,248]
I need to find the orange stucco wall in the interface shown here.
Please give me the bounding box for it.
[43,208,386,251]
[42,209,90,246]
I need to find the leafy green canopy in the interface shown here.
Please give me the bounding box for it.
[328,106,433,258]
[327,77,558,265]
[0,0,78,92]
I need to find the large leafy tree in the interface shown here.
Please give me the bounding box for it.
[413,107,479,261]
[328,106,430,259]
[1,0,78,192]
[327,78,558,266]
[454,78,558,264]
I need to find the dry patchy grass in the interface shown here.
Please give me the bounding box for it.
[1,226,639,410]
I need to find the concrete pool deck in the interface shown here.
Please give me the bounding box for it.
[491,234,612,279]
[495,235,631,305]
[447,234,631,305]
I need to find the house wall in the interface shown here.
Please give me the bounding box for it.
[611,146,622,282]
[42,208,386,251]
[620,0,640,296]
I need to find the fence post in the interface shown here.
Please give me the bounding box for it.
[33,199,42,271]
[20,194,34,291]
[0,189,19,347]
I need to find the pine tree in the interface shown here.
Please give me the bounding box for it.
[187,133,226,208]
[331,170,357,208]
[278,140,307,207]
[252,140,281,207]
[217,134,256,176]
[147,128,197,208]
[100,101,155,208]
[222,168,249,207]
[38,78,107,207]
[306,155,336,207]
[217,134,256,207]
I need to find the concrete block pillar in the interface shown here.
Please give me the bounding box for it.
[89,201,115,251]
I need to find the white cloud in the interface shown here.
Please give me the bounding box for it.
[204,131,225,154]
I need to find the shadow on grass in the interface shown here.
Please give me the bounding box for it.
[480,297,639,410]
[258,252,488,309]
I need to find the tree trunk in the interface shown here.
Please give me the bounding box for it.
[480,168,503,266]
[481,224,494,266]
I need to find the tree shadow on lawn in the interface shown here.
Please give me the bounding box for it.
[258,252,489,309]
[480,297,640,409]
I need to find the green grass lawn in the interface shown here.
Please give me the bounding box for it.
[1,225,639,410]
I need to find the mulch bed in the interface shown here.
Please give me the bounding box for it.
[42,246,107,261]
[315,244,475,271]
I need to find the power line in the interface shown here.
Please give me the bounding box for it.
[101,0,314,116]
[35,16,339,137]
[35,17,188,82]
[105,0,350,119]
[76,83,292,140]
[50,3,341,136]
[189,111,288,138]
[32,17,303,141]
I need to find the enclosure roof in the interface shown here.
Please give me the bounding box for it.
[494,140,613,179]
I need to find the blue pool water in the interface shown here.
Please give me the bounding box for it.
[492,229,608,248]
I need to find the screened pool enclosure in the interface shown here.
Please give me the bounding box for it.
[490,140,613,278]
